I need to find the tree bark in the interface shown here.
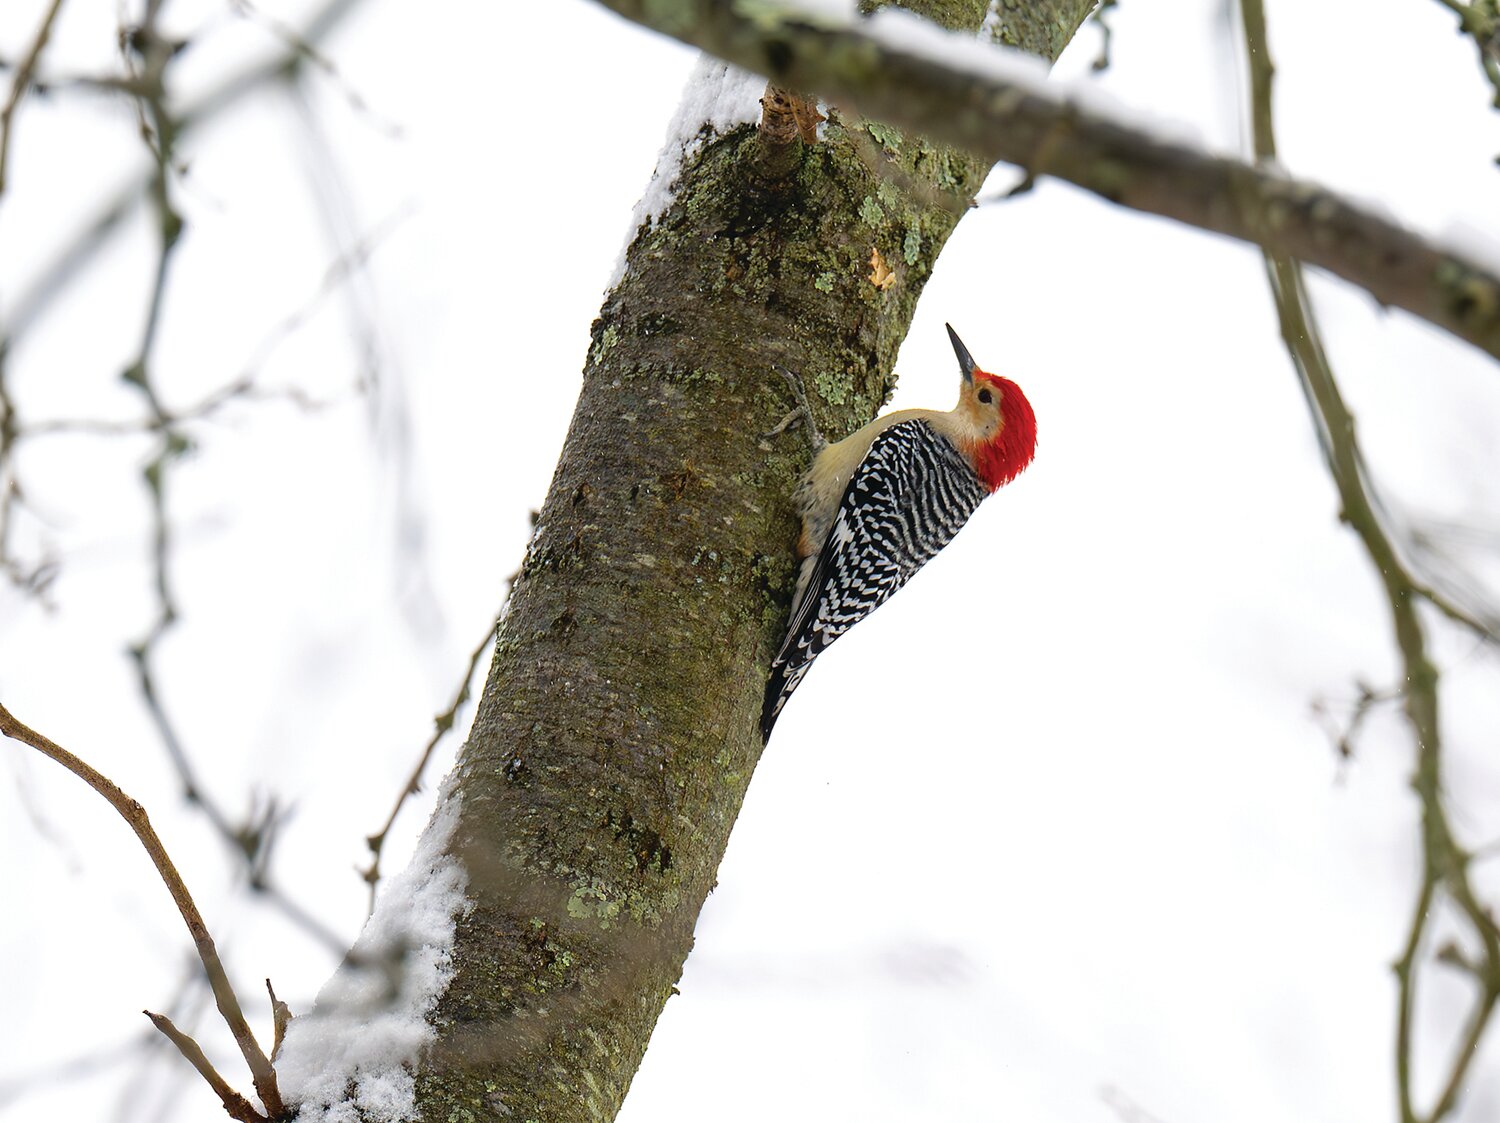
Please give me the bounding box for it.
[413,3,1093,1119]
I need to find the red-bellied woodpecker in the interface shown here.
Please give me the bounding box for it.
[761,324,1037,741]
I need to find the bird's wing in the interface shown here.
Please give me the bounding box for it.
[761,419,986,739]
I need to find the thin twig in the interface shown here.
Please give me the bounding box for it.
[1240,4,1500,1122]
[1311,680,1399,765]
[265,979,291,1061]
[0,703,283,1118]
[228,0,402,137]
[143,1011,268,1123]
[1394,874,1437,1122]
[22,380,328,437]
[1090,0,1119,73]
[232,195,411,399]
[361,614,498,910]
[0,0,375,1005]
[2,0,370,346]
[107,4,357,960]
[0,0,66,195]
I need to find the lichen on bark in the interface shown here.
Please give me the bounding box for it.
[411,3,1093,1120]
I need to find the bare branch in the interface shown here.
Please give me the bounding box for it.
[228,0,402,137]
[361,612,499,908]
[1,0,372,347]
[1394,874,1437,1122]
[0,704,284,1119]
[1311,680,1400,766]
[1089,0,1120,73]
[0,0,65,195]
[143,1011,268,1123]
[589,0,1500,362]
[1240,4,1500,1121]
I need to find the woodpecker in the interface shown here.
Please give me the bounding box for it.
[761,324,1037,741]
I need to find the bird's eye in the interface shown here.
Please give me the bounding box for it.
[977,389,993,405]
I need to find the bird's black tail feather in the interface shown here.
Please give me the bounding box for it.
[760,656,809,743]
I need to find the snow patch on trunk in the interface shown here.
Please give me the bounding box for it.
[608,55,766,290]
[979,0,1003,41]
[276,788,471,1123]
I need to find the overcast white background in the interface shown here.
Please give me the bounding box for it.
[2,0,1500,1120]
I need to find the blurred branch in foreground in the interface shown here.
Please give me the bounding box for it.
[589,0,1500,363]
[0,0,369,343]
[0,0,66,194]
[0,0,401,958]
[1431,0,1500,121]
[1240,4,1500,1122]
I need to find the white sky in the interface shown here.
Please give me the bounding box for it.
[2,0,1499,1121]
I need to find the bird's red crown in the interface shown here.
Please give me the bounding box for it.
[971,370,1036,493]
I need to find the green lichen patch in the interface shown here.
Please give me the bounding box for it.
[866,120,904,153]
[903,228,923,265]
[814,368,849,405]
[567,880,624,928]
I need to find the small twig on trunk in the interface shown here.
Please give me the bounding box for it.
[265,979,292,1061]
[0,703,284,1119]
[143,1011,268,1123]
[757,82,823,181]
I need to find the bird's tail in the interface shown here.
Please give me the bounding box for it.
[760,655,809,742]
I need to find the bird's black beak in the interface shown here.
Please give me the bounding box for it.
[945,323,977,384]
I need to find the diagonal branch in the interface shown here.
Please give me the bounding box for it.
[0,703,284,1120]
[589,0,1500,363]
[143,1011,268,1123]
[1,0,370,346]
[1239,4,1500,1122]
[0,0,65,195]
[360,610,499,910]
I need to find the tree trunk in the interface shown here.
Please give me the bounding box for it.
[414,3,1092,1119]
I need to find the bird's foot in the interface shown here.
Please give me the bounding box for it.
[761,364,828,453]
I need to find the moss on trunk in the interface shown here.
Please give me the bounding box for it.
[414,3,1093,1120]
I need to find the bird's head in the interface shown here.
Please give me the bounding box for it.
[945,323,1037,493]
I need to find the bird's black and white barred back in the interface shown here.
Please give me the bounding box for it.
[761,419,988,740]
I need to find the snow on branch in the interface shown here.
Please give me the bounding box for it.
[590,0,1500,363]
[276,787,471,1123]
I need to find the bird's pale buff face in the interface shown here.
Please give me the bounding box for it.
[953,372,1005,443]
